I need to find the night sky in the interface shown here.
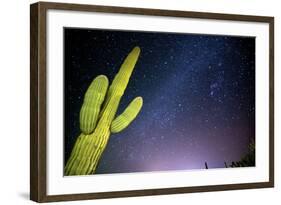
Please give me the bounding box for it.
[64,28,255,174]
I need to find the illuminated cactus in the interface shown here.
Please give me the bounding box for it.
[65,47,143,175]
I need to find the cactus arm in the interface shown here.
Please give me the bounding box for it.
[79,75,109,134]
[111,97,143,133]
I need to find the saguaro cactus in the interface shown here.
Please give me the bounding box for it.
[65,47,143,175]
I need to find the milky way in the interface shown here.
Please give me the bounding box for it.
[64,28,255,174]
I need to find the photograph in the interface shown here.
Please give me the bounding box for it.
[64,28,256,176]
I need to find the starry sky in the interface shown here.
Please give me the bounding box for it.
[64,28,255,174]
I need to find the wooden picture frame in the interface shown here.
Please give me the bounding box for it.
[30,1,274,202]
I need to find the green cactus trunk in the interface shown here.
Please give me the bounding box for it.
[65,47,143,176]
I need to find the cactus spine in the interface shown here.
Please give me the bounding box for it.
[65,47,143,175]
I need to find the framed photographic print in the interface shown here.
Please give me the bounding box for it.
[30,1,274,202]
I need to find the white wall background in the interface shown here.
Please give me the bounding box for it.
[0,0,279,204]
